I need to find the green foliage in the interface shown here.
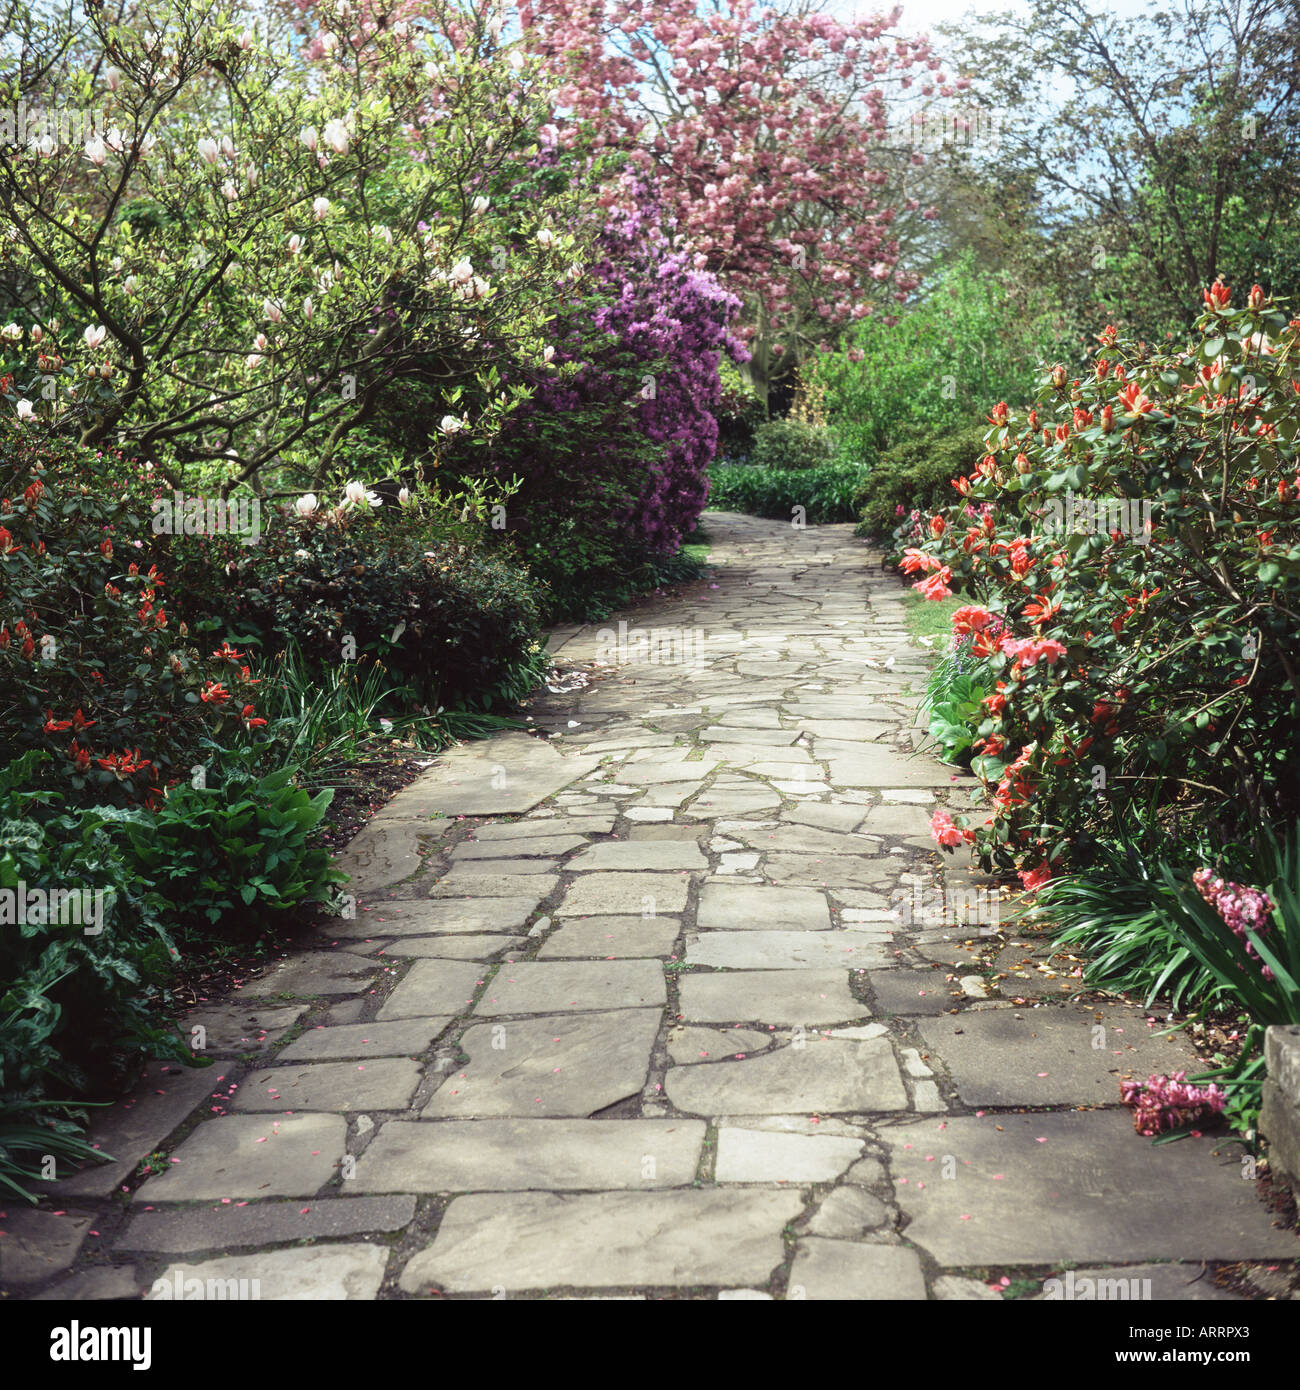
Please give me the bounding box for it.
[0,433,271,806]
[854,423,988,538]
[215,498,546,711]
[707,461,867,523]
[0,751,187,1121]
[922,649,997,765]
[123,746,345,934]
[915,293,1300,881]
[812,255,1073,466]
[1042,823,1300,1132]
[715,359,766,460]
[746,417,838,470]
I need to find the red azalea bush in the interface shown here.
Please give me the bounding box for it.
[908,283,1300,888]
[0,429,270,805]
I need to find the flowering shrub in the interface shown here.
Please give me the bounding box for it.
[1194,870,1276,979]
[211,485,545,709]
[1120,1072,1226,1138]
[472,174,744,610]
[909,286,1300,887]
[0,431,270,806]
[747,418,838,471]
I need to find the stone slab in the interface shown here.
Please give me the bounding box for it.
[827,746,963,788]
[788,1240,926,1300]
[232,1058,423,1112]
[279,1020,450,1061]
[117,1196,417,1252]
[667,1027,772,1064]
[884,1112,1298,1264]
[147,1243,388,1300]
[400,1189,804,1292]
[679,970,866,1026]
[237,951,380,998]
[341,898,542,936]
[333,819,445,890]
[697,884,831,932]
[138,1114,346,1200]
[555,873,690,917]
[423,1009,661,1117]
[355,1119,705,1191]
[537,916,681,958]
[452,835,588,859]
[474,960,666,1015]
[406,733,602,815]
[429,870,559,898]
[715,1128,864,1183]
[566,840,707,871]
[378,935,527,960]
[919,1004,1200,1106]
[177,1003,309,1057]
[0,1209,92,1286]
[42,1060,221,1198]
[763,854,902,889]
[376,960,484,1020]
[665,1037,907,1114]
[870,969,958,1015]
[685,930,892,970]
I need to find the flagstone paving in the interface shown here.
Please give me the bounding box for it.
[9,512,1296,1301]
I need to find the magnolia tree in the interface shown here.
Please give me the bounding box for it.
[0,0,584,493]
[284,0,950,405]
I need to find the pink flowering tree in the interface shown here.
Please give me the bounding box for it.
[284,0,949,406]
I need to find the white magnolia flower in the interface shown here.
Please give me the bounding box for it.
[323,118,350,154]
[84,324,107,349]
[312,196,331,220]
[239,29,254,50]
[30,325,42,343]
[318,269,335,292]
[295,493,319,516]
[263,298,284,323]
[288,233,303,255]
[1,323,21,341]
[439,415,464,435]
[197,137,219,164]
[245,353,262,368]
[33,134,58,157]
[398,487,412,506]
[374,225,393,245]
[137,132,157,156]
[472,195,489,215]
[300,126,318,152]
[302,296,314,320]
[449,259,474,283]
[123,275,138,295]
[220,135,235,158]
[106,66,121,91]
[535,227,554,249]
[85,135,108,166]
[16,399,36,422]
[489,14,504,41]
[542,344,555,364]
[104,127,126,154]
[222,179,238,200]
[507,48,525,71]
[320,32,339,54]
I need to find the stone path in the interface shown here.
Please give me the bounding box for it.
[6,512,1296,1300]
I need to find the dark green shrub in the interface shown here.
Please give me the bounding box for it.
[747,418,838,470]
[707,461,867,524]
[853,423,988,538]
[212,502,547,711]
[0,754,185,1109]
[124,745,346,935]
